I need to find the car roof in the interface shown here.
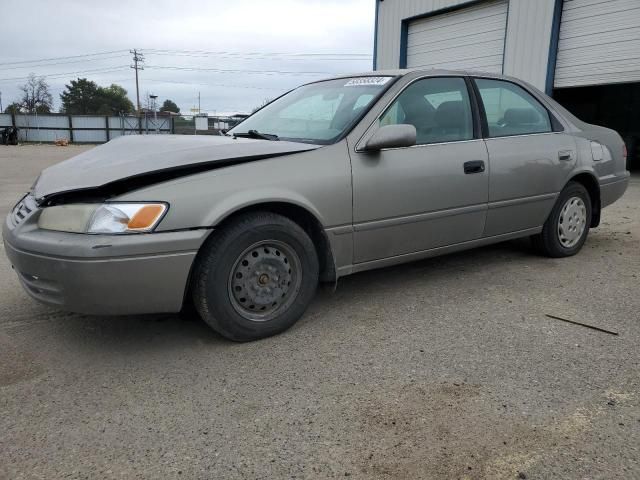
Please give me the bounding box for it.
[313,68,515,84]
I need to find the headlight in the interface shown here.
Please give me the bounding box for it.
[38,202,168,234]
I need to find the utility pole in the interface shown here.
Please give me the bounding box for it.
[198,91,201,114]
[130,49,144,113]
[0,91,3,113]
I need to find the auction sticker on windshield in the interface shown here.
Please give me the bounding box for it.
[344,77,391,87]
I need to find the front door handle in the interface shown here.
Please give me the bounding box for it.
[558,150,573,161]
[464,160,485,174]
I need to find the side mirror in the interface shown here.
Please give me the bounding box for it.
[363,124,416,151]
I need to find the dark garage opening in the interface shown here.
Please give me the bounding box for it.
[554,82,640,171]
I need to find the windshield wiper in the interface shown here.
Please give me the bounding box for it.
[233,129,279,141]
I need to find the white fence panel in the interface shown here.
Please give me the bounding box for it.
[4,113,172,143]
[19,129,70,142]
[15,114,68,129]
[0,114,12,127]
[73,130,108,143]
[71,116,105,129]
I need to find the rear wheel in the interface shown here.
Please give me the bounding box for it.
[532,181,592,257]
[191,212,319,341]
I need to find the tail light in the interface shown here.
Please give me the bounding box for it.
[623,143,628,165]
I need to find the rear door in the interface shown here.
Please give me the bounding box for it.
[473,78,577,236]
[350,76,489,264]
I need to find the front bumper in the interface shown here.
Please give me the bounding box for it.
[3,202,210,315]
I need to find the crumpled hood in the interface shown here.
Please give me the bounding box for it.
[33,134,320,200]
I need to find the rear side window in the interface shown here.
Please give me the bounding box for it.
[380,77,474,145]
[475,78,552,138]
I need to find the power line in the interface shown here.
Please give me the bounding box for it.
[0,54,131,70]
[0,48,370,68]
[0,66,130,84]
[143,51,372,61]
[144,65,338,75]
[142,77,288,91]
[0,50,129,67]
[143,48,372,58]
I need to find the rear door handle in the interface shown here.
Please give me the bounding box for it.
[558,150,573,161]
[464,160,485,174]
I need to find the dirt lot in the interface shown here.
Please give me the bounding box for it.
[1,144,639,479]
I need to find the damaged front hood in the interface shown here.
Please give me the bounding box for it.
[33,134,320,201]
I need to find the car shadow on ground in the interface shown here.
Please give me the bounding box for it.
[24,237,538,352]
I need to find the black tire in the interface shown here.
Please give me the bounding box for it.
[532,181,592,258]
[191,212,319,341]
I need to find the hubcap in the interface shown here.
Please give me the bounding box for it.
[228,240,302,322]
[557,196,587,248]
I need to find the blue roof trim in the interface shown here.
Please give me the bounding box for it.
[501,0,511,74]
[399,20,409,69]
[546,0,564,95]
[373,0,380,70]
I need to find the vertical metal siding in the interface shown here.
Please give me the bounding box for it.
[0,114,12,127]
[406,0,508,73]
[375,0,472,70]
[15,115,68,129]
[5,113,172,143]
[503,0,557,90]
[555,0,640,87]
[375,0,557,92]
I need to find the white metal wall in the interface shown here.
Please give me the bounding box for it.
[0,114,14,127]
[502,0,557,90]
[376,0,472,70]
[375,0,557,91]
[1,114,172,143]
[555,0,640,88]
[406,0,508,73]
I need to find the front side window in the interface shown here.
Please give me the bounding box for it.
[380,77,474,145]
[475,78,552,138]
[229,77,393,144]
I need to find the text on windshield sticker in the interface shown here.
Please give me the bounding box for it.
[344,77,391,87]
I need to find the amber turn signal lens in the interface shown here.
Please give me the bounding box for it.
[127,204,166,230]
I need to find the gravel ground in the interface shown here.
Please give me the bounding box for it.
[1,145,639,480]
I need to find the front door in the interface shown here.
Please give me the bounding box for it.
[350,76,489,264]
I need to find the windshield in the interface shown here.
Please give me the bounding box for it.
[229,76,394,144]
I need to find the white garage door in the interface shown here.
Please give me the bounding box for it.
[406,0,508,73]
[555,0,640,88]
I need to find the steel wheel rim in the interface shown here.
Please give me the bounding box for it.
[557,196,587,248]
[227,240,302,322]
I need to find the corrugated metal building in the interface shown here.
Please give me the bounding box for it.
[373,0,640,167]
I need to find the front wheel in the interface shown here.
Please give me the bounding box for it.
[532,181,592,258]
[191,212,319,341]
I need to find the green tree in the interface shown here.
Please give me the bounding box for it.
[60,79,134,115]
[60,78,100,114]
[19,73,53,113]
[4,102,22,114]
[96,84,134,115]
[161,99,180,114]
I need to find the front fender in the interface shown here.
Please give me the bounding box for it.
[114,142,352,233]
[199,188,326,228]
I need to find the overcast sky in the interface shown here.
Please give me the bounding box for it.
[0,0,375,115]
